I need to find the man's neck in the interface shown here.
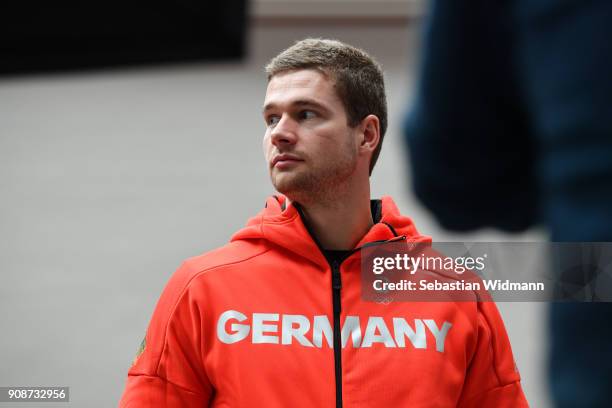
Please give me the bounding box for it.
[291,186,374,251]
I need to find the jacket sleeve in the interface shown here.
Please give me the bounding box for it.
[457,302,529,407]
[119,262,214,407]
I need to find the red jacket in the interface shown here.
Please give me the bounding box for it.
[120,195,528,407]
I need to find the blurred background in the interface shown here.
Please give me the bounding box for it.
[1,0,551,406]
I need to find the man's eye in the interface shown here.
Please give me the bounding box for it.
[267,116,280,126]
[299,110,316,120]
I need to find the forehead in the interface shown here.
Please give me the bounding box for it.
[264,69,341,108]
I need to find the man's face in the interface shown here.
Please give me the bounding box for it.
[262,69,358,202]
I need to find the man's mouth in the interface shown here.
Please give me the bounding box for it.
[272,154,303,169]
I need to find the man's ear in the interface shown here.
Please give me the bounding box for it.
[358,114,381,156]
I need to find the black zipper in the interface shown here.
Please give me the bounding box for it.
[292,200,406,408]
[331,259,343,408]
[328,236,406,408]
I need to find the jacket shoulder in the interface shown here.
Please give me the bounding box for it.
[127,239,269,377]
[175,239,270,285]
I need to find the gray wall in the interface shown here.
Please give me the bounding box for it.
[0,20,549,407]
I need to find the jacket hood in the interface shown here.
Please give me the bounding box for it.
[231,195,431,268]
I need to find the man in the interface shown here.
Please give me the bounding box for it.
[119,39,528,407]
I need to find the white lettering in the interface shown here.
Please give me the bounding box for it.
[373,257,385,274]
[313,316,333,348]
[393,318,426,349]
[217,310,250,344]
[282,314,313,347]
[424,319,452,352]
[216,311,452,352]
[341,316,362,348]
[361,317,396,348]
[252,313,279,344]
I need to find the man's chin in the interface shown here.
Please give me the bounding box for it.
[272,183,299,198]
[271,173,297,192]
[272,178,309,201]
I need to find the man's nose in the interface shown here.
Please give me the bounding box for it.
[270,115,297,147]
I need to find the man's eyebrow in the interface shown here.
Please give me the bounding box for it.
[262,99,329,114]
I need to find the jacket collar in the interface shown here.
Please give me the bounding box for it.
[231,195,430,269]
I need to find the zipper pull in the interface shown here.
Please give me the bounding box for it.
[332,260,342,290]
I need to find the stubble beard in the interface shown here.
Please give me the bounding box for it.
[271,135,358,206]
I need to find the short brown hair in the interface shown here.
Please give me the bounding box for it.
[265,38,387,175]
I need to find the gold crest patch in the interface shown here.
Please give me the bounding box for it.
[132,337,146,366]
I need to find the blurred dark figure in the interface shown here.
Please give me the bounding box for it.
[404,0,612,406]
